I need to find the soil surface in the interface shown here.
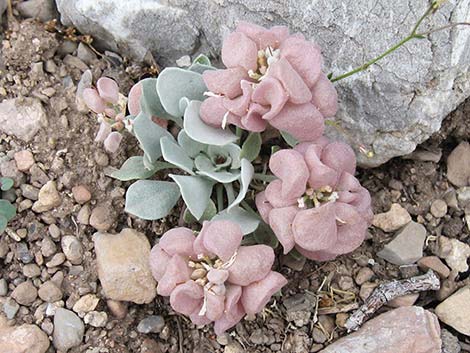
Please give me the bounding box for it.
[0,9,469,353]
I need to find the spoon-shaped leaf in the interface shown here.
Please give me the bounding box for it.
[108,156,172,181]
[227,159,254,211]
[212,206,260,235]
[170,174,214,220]
[161,136,195,175]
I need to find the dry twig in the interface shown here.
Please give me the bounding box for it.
[345,270,440,332]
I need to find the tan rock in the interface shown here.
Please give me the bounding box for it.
[72,185,91,204]
[32,181,62,213]
[93,228,156,304]
[435,286,470,336]
[436,236,470,273]
[372,203,411,232]
[320,306,441,353]
[14,150,34,172]
[73,294,99,315]
[0,316,50,353]
[387,293,419,308]
[11,281,37,306]
[418,256,450,279]
[447,141,470,187]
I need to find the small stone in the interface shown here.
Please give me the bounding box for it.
[137,315,165,334]
[73,294,99,315]
[0,160,23,186]
[418,256,450,279]
[61,236,83,265]
[29,164,49,186]
[224,342,244,353]
[338,276,354,291]
[355,267,375,285]
[11,281,38,306]
[53,308,85,352]
[23,263,41,278]
[106,299,128,319]
[16,242,33,263]
[14,150,35,172]
[447,141,470,187]
[444,189,459,209]
[312,327,327,344]
[0,278,8,296]
[372,203,412,232]
[436,236,470,273]
[3,297,20,319]
[72,185,91,204]
[40,319,54,336]
[41,236,57,257]
[46,253,66,268]
[93,229,156,304]
[457,187,470,207]
[21,184,39,200]
[441,329,461,353]
[0,98,46,142]
[436,286,470,337]
[16,0,57,21]
[216,333,231,346]
[48,224,61,239]
[57,40,77,56]
[0,318,50,353]
[430,199,448,218]
[77,204,91,225]
[359,282,377,301]
[84,311,108,327]
[387,293,419,308]
[76,42,97,64]
[377,221,426,265]
[335,313,349,328]
[38,280,63,302]
[176,55,191,67]
[90,204,115,231]
[63,54,88,71]
[32,180,62,213]
[326,307,441,353]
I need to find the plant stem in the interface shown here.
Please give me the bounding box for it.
[216,184,224,212]
[224,183,235,204]
[240,200,261,219]
[253,173,277,182]
[330,3,469,82]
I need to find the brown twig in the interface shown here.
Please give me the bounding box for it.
[345,270,440,332]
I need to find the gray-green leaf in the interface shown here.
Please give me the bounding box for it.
[280,130,299,147]
[183,199,217,224]
[170,174,214,220]
[212,206,260,235]
[133,112,174,165]
[227,159,254,211]
[178,130,207,158]
[240,132,262,162]
[156,68,206,117]
[161,136,194,175]
[125,180,180,220]
[0,177,14,191]
[254,222,279,248]
[0,200,16,220]
[184,101,238,146]
[139,78,174,121]
[108,156,171,181]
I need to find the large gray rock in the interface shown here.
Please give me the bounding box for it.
[55,0,470,166]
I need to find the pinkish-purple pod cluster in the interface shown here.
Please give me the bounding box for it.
[149,220,287,335]
[256,137,373,261]
[200,22,337,141]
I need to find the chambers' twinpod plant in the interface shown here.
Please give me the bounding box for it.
[0,177,16,234]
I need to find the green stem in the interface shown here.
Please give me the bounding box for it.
[240,200,261,219]
[253,173,277,182]
[330,3,435,83]
[216,184,224,212]
[236,127,243,139]
[224,183,235,205]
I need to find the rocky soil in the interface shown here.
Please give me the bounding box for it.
[0,3,470,353]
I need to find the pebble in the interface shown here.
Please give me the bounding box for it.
[14,150,34,171]
[73,294,99,315]
[53,308,85,351]
[430,199,448,218]
[0,278,7,296]
[447,141,470,187]
[106,299,128,319]
[61,235,83,265]
[355,267,375,285]
[11,281,37,306]
[436,286,470,336]
[29,164,49,186]
[32,180,62,213]
[417,256,450,279]
[224,342,244,353]
[359,282,377,301]
[76,42,97,64]
[441,329,461,353]
[41,319,54,336]
[63,54,88,71]
[0,160,23,186]
[77,204,91,224]
[38,280,63,302]
[372,203,411,232]
[335,313,349,328]
[312,327,327,344]
[377,221,426,265]
[137,315,165,334]
[23,263,41,278]
[49,223,61,239]
[93,229,156,304]
[321,307,441,353]
[3,297,20,319]
[444,189,459,209]
[457,187,470,207]
[436,236,470,273]
[46,253,66,268]
[72,185,91,204]
[21,184,39,200]
[41,236,57,257]
[84,311,108,327]
[16,0,57,21]
[0,317,50,353]
[16,242,33,263]
[90,204,115,231]
[0,98,46,142]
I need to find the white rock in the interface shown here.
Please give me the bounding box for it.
[0,98,46,142]
[435,286,470,336]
